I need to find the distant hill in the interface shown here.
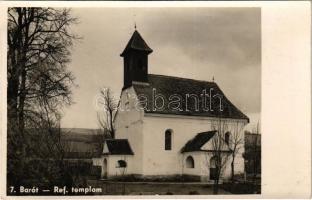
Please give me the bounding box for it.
[8,128,107,159]
[59,128,104,158]
[60,128,102,142]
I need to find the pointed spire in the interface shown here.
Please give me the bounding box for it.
[212,76,215,82]
[134,22,137,30]
[120,29,153,57]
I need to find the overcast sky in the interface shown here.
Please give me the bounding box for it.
[61,7,261,131]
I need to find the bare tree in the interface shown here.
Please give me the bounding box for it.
[228,121,245,182]
[210,118,231,194]
[96,87,118,139]
[7,7,79,186]
[251,121,261,185]
[243,120,261,191]
[7,103,71,190]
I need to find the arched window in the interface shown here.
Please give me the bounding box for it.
[186,156,195,168]
[117,160,127,168]
[165,129,172,150]
[225,132,230,145]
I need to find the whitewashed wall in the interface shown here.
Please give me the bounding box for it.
[114,86,144,175]
[142,114,247,177]
[114,87,247,179]
[105,155,135,177]
[182,152,203,176]
[93,155,135,178]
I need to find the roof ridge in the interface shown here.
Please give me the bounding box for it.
[148,74,216,85]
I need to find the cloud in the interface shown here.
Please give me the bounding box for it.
[138,8,261,69]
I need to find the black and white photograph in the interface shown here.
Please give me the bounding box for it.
[6,7,261,195]
[1,3,309,198]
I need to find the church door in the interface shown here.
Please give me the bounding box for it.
[103,158,108,179]
[210,156,218,180]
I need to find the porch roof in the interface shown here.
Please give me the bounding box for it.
[181,131,216,153]
[103,139,134,155]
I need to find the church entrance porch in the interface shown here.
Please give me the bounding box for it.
[181,151,231,183]
[103,158,108,179]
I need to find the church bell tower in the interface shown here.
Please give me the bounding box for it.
[120,29,153,88]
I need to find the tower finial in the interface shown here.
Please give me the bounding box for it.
[133,14,137,30]
[212,76,215,82]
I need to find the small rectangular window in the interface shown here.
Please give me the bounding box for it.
[165,130,172,150]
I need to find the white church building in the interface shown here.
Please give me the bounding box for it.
[93,29,249,182]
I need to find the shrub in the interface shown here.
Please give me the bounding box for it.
[90,166,102,179]
[189,191,199,195]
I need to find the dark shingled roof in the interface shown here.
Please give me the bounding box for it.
[181,131,216,153]
[104,139,134,155]
[120,30,153,56]
[133,74,249,121]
